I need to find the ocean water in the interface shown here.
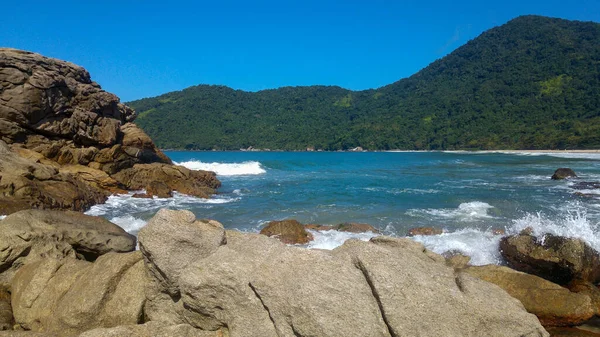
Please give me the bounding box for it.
[85,151,600,265]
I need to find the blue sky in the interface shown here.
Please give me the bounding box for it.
[1,0,599,102]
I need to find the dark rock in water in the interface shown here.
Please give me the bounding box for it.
[260,219,314,244]
[0,209,136,286]
[335,222,379,233]
[112,163,220,199]
[304,223,335,231]
[571,181,600,190]
[552,168,577,180]
[500,233,600,285]
[465,265,595,327]
[407,226,443,236]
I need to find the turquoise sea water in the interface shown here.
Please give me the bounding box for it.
[86,151,600,265]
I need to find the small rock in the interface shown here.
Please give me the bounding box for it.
[260,219,313,244]
[442,250,471,269]
[407,227,443,236]
[552,168,577,180]
[335,222,379,233]
[304,224,334,231]
[492,228,506,235]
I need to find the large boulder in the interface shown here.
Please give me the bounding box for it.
[500,233,600,285]
[259,219,314,244]
[112,163,220,199]
[139,209,548,337]
[0,209,135,286]
[465,265,595,326]
[11,251,147,336]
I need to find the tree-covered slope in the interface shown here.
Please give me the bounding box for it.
[129,15,600,150]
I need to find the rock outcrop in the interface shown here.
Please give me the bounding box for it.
[138,210,547,337]
[407,226,444,236]
[0,209,136,286]
[465,265,595,326]
[0,48,220,214]
[259,219,314,244]
[551,168,577,180]
[11,252,146,336]
[500,233,600,285]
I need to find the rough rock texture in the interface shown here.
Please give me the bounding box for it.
[78,321,224,337]
[0,209,135,286]
[335,222,379,233]
[407,226,444,236]
[259,219,314,244]
[546,327,600,336]
[443,250,472,269]
[0,48,219,213]
[465,265,595,327]
[139,209,548,337]
[0,140,107,213]
[11,252,147,336]
[112,163,220,199]
[568,280,600,315]
[551,168,577,180]
[500,233,600,285]
[0,286,12,331]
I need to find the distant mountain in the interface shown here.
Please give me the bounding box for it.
[129,15,600,150]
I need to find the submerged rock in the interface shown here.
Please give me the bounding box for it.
[551,168,577,180]
[407,226,443,236]
[139,209,548,337]
[465,265,595,327]
[260,219,314,244]
[500,233,600,285]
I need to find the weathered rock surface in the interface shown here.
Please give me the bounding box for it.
[0,140,107,213]
[443,250,472,269]
[139,209,548,337]
[465,265,595,327]
[112,163,220,199]
[0,286,12,331]
[78,321,224,337]
[407,226,444,236]
[552,168,577,180]
[259,219,314,244]
[0,48,220,214]
[304,222,378,233]
[568,280,600,315]
[0,209,135,286]
[500,233,600,285]
[11,251,147,336]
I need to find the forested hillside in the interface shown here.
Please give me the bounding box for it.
[129,15,600,150]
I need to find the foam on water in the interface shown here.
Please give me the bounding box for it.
[85,191,238,227]
[307,230,380,250]
[508,210,600,252]
[175,160,266,176]
[109,215,147,234]
[411,229,504,265]
[407,201,494,221]
[0,215,5,220]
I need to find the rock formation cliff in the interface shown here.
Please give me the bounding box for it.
[0,48,220,214]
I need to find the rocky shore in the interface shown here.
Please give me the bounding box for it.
[1,49,599,336]
[0,48,220,215]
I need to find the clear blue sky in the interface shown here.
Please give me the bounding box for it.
[2,0,599,102]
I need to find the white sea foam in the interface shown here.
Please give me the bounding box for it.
[407,201,494,221]
[0,215,5,220]
[307,230,380,250]
[109,215,147,234]
[508,210,600,252]
[411,229,504,265]
[175,160,266,176]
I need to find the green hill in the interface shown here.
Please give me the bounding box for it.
[129,15,600,150]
